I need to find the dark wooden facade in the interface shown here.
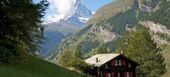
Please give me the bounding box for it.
[90,55,138,77]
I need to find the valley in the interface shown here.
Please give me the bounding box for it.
[1,0,170,77]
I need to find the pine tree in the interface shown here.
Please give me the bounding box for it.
[0,0,48,64]
[118,26,166,77]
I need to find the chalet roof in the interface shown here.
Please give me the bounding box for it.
[85,54,120,67]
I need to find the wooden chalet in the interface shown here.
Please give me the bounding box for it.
[85,54,139,77]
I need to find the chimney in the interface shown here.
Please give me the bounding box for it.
[120,51,124,54]
[96,58,99,63]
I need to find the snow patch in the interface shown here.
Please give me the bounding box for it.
[78,17,90,22]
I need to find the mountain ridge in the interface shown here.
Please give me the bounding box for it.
[40,0,93,57]
[46,0,170,64]
[45,0,139,62]
[45,0,170,77]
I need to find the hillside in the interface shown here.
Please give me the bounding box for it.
[162,45,170,77]
[46,0,170,68]
[87,0,133,25]
[43,0,170,76]
[40,0,92,57]
[40,30,65,57]
[45,0,138,62]
[46,0,152,62]
[0,55,85,77]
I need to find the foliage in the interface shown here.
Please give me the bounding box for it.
[156,33,170,41]
[118,26,166,77]
[72,58,91,74]
[140,0,170,29]
[54,0,139,59]
[0,42,27,65]
[58,48,90,73]
[107,2,138,34]
[162,45,170,77]
[84,47,110,58]
[150,0,170,28]
[0,0,48,64]
[58,49,75,67]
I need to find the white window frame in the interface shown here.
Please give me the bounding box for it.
[115,60,118,66]
[108,73,111,77]
[105,64,108,69]
[128,63,131,68]
[119,60,122,66]
[127,72,130,77]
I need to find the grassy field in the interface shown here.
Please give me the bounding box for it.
[0,55,85,77]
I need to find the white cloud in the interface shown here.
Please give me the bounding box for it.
[44,0,79,23]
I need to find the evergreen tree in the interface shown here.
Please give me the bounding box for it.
[84,46,109,58]
[118,26,166,77]
[58,49,75,67]
[58,48,90,73]
[0,0,48,64]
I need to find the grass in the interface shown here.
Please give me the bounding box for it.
[0,55,85,77]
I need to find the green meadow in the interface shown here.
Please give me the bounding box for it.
[0,55,85,77]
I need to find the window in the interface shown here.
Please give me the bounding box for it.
[105,64,108,69]
[119,60,122,66]
[115,60,122,66]
[117,72,120,77]
[115,60,118,66]
[112,72,114,77]
[126,72,132,77]
[108,73,111,77]
[128,63,131,68]
[126,72,130,77]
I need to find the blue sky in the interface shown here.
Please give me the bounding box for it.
[34,0,112,11]
[34,0,113,23]
[82,0,112,11]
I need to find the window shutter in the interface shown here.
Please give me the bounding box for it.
[112,72,114,77]
[123,60,126,65]
[119,60,122,66]
[121,60,123,66]
[124,72,126,77]
[104,72,108,77]
[111,60,115,66]
[115,60,118,66]
[130,72,133,77]
[118,72,120,77]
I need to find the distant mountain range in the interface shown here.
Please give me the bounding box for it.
[39,0,93,57]
[45,0,170,63]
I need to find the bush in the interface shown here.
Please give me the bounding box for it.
[0,40,27,65]
[72,58,91,73]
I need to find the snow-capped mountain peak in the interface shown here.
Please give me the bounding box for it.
[40,0,93,57]
[65,0,93,27]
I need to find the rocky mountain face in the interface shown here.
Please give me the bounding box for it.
[45,0,170,64]
[39,1,93,57]
[140,21,170,45]
[66,1,92,27]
